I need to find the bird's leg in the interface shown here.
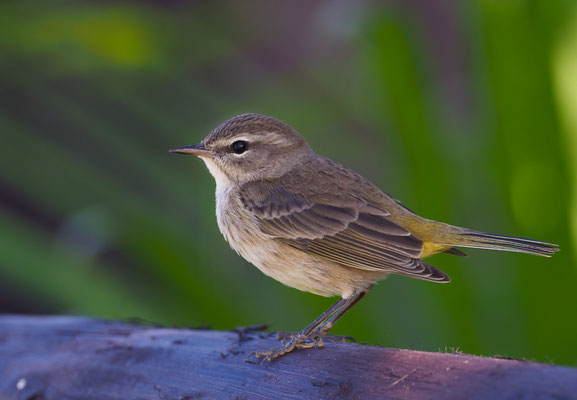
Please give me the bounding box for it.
[309,291,366,340]
[274,298,348,341]
[254,297,349,360]
[253,291,367,361]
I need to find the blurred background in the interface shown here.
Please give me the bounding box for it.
[1,0,576,366]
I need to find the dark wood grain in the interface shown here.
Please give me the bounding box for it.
[0,315,575,400]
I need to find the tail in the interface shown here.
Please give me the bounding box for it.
[449,229,559,257]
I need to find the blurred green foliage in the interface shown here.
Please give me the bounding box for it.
[1,0,576,366]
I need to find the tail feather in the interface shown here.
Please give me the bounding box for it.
[456,230,559,257]
[443,247,468,257]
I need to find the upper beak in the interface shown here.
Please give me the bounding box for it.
[169,143,214,158]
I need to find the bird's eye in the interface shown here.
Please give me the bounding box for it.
[231,140,248,154]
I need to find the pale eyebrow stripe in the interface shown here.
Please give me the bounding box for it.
[217,132,287,146]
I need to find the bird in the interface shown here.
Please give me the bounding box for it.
[170,113,558,361]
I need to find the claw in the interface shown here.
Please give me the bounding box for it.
[276,331,295,341]
[252,335,325,362]
[323,334,355,343]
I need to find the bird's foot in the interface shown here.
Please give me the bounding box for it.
[323,334,356,343]
[310,321,333,339]
[275,331,295,341]
[252,334,325,362]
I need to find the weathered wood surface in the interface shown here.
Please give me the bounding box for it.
[0,316,576,400]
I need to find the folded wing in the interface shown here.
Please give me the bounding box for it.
[239,184,450,282]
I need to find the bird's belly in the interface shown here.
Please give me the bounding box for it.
[215,191,384,298]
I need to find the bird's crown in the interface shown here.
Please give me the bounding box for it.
[204,113,306,148]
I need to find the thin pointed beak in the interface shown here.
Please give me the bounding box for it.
[169,143,214,158]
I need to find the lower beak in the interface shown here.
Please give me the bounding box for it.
[169,143,214,158]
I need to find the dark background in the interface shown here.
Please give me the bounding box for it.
[1,0,576,366]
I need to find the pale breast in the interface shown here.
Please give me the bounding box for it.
[214,185,383,298]
[204,159,383,298]
[215,184,272,268]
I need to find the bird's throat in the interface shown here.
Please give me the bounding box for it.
[202,158,233,189]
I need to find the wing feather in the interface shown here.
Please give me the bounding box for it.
[239,181,450,282]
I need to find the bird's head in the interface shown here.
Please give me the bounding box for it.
[170,113,311,185]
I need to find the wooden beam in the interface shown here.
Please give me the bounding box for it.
[0,315,575,399]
